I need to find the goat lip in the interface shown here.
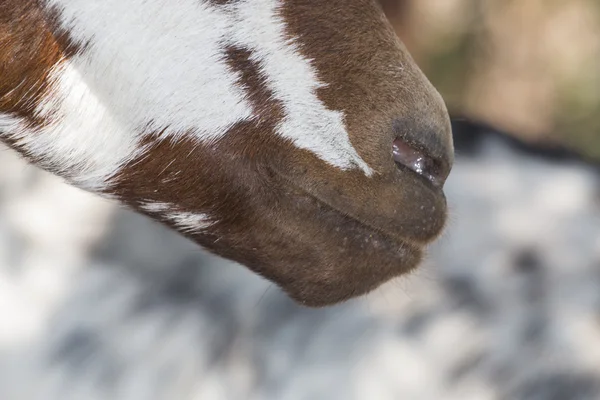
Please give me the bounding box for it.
[312,193,423,249]
[273,170,428,249]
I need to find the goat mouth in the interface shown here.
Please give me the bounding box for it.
[273,166,442,248]
[274,169,425,255]
[203,167,444,306]
[304,189,422,251]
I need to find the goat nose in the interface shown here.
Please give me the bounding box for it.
[391,119,454,188]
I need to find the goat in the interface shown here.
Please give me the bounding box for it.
[0,0,453,306]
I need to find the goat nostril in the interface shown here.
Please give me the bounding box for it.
[393,138,444,187]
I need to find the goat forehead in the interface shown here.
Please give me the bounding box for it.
[26,0,372,192]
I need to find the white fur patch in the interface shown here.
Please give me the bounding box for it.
[2,0,371,192]
[167,211,213,234]
[140,201,213,233]
[139,201,172,214]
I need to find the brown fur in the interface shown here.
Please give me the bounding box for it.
[0,0,453,306]
[0,0,82,171]
[0,1,81,121]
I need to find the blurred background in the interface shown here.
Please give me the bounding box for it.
[1,1,600,399]
[381,0,600,160]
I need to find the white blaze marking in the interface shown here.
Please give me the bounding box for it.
[2,0,372,191]
[227,0,373,175]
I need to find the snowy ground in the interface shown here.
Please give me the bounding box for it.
[1,125,599,400]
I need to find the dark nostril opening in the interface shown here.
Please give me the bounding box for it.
[391,119,454,187]
[393,138,445,187]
